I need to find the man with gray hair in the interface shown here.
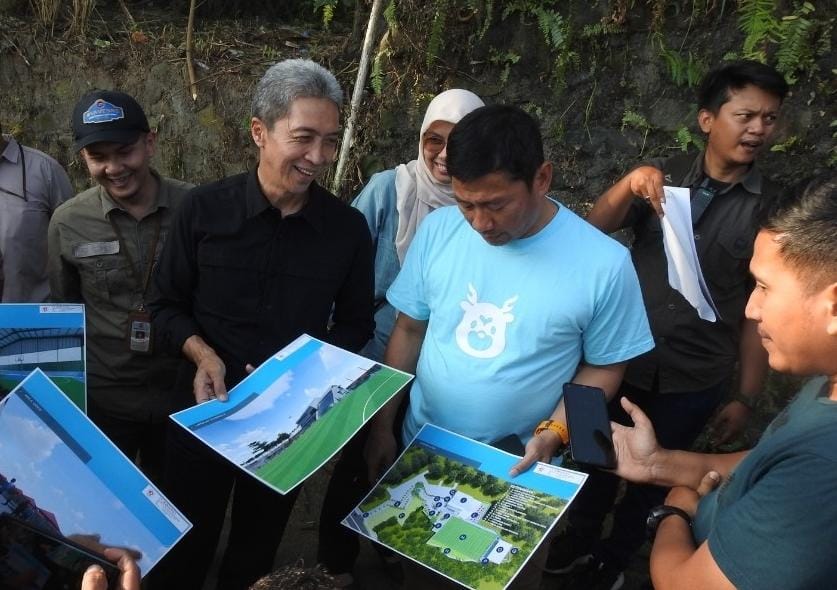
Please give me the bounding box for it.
[150,59,374,590]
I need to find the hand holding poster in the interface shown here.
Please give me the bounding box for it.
[343,424,587,590]
[0,369,190,581]
[170,334,414,494]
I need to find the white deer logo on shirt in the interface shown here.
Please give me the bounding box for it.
[454,283,518,358]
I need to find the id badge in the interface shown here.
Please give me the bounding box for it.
[128,309,152,354]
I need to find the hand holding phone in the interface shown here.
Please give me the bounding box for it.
[562,383,616,469]
[0,513,121,589]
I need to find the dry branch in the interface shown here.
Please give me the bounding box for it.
[185,0,198,101]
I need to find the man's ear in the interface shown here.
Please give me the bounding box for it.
[251,117,266,148]
[534,160,553,197]
[145,131,158,157]
[698,109,714,134]
[825,282,837,337]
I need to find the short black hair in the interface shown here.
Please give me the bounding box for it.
[760,172,837,292]
[446,104,544,189]
[697,60,789,113]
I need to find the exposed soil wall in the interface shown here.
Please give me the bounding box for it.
[1,2,833,205]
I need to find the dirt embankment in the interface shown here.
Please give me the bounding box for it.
[1,2,833,203]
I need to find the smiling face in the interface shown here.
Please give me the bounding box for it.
[699,84,780,176]
[251,96,340,201]
[422,120,455,184]
[745,230,835,377]
[81,133,156,204]
[452,162,553,246]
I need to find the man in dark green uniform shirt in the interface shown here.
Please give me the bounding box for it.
[48,90,193,481]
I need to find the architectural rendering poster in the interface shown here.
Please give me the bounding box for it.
[0,304,86,411]
[0,370,191,577]
[171,334,414,494]
[343,425,588,590]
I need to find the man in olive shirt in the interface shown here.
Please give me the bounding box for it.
[48,90,193,480]
[0,123,74,302]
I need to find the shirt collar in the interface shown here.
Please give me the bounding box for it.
[100,169,169,216]
[245,168,328,234]
[688,151,764,196]
[0,136,20,163]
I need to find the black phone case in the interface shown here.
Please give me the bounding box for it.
[563,383,616,469]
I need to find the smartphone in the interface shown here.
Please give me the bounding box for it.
[0,513,120,589]
[562,383,616,469]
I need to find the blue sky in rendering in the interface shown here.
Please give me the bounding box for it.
[0,371,190,575]
[415,425,586,500]
[186,337,375,465]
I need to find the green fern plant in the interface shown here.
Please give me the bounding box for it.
[313,0,340,30]
[426,0,449,67]
[621,109,651,156]
[622,110,651,133]
[383,0,397,30]
[673,126,705,152]
[769,135,799,153]
[656,34,706,87]
[371,52,386,95]
[737,0,779,62]
[775,2,823,84]
[489,49,521,85]
[581,20,624,38]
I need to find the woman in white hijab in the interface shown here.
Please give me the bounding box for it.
[352,88,484,361]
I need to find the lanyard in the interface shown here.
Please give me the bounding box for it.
[690,177,716,227]
[107,211,162,309]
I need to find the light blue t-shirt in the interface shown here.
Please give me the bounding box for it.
[351,169,400,361]
[693,376,837,590]
[387,202,654,445]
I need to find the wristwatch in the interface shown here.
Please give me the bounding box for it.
[646,505,692,540]
[534,420,569,445]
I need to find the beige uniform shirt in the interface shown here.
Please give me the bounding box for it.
[48,173,193,421]
[0,136,74,302]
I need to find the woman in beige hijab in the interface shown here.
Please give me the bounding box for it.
[352,89,485,360]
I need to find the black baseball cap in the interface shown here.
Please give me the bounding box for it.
[72,90,150,151]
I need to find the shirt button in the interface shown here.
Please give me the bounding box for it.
[667,303,676,310]
[694,233,701,240]
[96,261,102,267]
[657,336,667,344]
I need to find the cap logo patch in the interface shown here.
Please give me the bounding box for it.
[83,99,125,124]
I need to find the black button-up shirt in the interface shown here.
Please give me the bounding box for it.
[150,171,374,392]
[621,152,781,393]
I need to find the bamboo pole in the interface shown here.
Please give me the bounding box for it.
[331,0,384,196]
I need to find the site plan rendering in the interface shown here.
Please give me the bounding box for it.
[345,425,587,590]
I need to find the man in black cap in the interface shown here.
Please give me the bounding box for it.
[47,90,193,480]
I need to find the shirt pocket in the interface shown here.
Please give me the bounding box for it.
[77,255,132,304]
[196,244,262,313]
[706,229,754,293]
